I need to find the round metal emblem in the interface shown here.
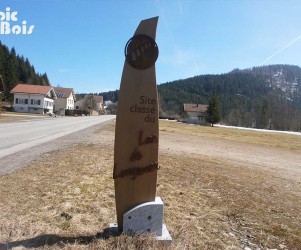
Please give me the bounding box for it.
[124,34,159,70]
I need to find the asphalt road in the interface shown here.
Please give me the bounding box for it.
[0,115,115,159]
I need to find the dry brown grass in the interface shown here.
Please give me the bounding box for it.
[160,121,301,152]
[0,115,26,122]
[0,121,300,249]
[0,112,49,123]
[3,111,47,116]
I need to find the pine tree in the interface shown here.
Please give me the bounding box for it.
[0,42,51,98]
[42,73,50,85]
[206,93,221,126]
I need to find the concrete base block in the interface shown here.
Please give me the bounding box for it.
[108,223,119,235]
[108,223,172,242]
[123,197,163,236]
[157,224,172,241]
[109,197,172,242]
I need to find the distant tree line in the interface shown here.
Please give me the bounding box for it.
[99,65,301,131]
[0,41,50,101]
[76,90,119,104]
[233,64,301,83]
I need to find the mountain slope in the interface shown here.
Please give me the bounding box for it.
[100,64,301,131]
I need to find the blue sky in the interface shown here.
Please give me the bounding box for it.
[1,0,301,93]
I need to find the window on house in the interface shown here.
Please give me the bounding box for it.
[31,99,41,105]
[16,98,28,104]
[45,101,52,107]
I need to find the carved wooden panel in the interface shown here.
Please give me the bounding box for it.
[114,16,159,231]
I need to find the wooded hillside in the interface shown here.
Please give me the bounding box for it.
[0,41,50,101]
[99,65,301,131]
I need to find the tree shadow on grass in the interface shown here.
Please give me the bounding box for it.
[0,226,120,250]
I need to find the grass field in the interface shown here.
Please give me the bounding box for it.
[0,120,300,249]
[0,112,50,122]
[0,116,25,122]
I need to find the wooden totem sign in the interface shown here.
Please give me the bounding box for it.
[114,17,159,231]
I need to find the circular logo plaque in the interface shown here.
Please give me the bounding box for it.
[124,34,159,70]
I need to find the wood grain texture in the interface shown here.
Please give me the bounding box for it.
[114,17,159,231]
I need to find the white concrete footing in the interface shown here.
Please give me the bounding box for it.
[109,197,172,242]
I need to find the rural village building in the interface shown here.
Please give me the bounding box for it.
[53,87,76,115]
[183,103,209,125]
[75,95,104,115]
[10,84,57,114]
[93,95,104,115]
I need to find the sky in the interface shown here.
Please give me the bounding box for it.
[1,0,301,93]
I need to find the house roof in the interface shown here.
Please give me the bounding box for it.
[184,103,208,113]
[53,87,74,98]
[10,84,54,95]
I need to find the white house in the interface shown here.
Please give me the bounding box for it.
[10,84,57,114]
[53,87,76,115]
[183,103,209,125]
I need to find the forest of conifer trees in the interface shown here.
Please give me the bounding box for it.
[99,65,301,131]
[0,41,50,101]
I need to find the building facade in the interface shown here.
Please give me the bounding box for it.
[53,87,76,115]
[183,103,209,125]
[10,84,57,114]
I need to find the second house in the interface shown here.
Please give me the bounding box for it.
[53,87,76,115]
